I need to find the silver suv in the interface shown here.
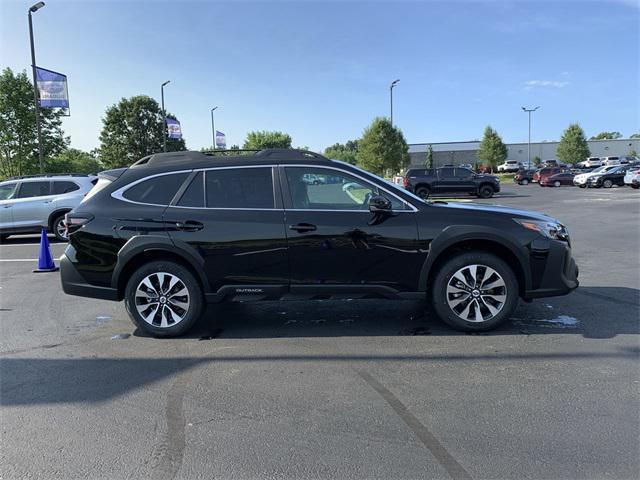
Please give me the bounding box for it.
[0,175,97,241]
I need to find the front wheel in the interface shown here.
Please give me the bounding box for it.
[521,179,529,185]
[124,261,203,337]
[603,179,613,188]
[477,185,494,198]
[431,252,519,331]
[554,181,561,187]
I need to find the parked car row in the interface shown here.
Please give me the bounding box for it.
[514,164,640,189]
[576,156,638,168]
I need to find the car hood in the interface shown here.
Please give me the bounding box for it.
[431,201,557,223]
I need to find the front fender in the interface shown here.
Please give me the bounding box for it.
[418,225,532,292]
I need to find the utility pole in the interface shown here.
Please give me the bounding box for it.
[161,80,170,152]
[521,106,540,166]
[28,2,46,173]
[390,79,400,126]
[210,106,218,149]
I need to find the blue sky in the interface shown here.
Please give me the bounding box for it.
[1,0,638,152]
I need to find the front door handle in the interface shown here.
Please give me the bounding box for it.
[175,220,204,232]
[289,223,317,233]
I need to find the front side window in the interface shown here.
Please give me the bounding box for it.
[205,167,274,209]
[0,183,17,200]
[454,168,473,178]
[285,167,406,211]
[123,173,189,205]
[16,181,51,199]
[439,168,455,178]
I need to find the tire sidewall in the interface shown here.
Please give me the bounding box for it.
[124,261,203,337]
[431,252,519,331]
[603,180,613,188]
[416,186,430,199]
[52,214,68,242]
[554,181,561,187]
[478,185,494,198]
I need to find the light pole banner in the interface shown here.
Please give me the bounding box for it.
[166,118,182,139]
[215,130,226,149]
[35,66,69,109]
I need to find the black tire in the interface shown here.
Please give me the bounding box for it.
[578,185,586,188]
[431,251,519,332]
[0,234,9,242]
[554,181,561,187]
[632,184,639,189]
[477,185,494,198]
[416,186,430,199]
[521,179,529,185]
[602,179,613,188]
[124,260,203,337]
[51,213,68,242]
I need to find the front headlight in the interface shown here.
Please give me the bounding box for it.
[514,218,570,242]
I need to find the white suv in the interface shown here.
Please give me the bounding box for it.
[497,160,521,172]
[0,175,97,241]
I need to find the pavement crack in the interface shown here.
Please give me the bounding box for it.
[357,370,473,480]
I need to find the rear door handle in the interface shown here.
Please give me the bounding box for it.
[289,223,317,233]
[175,220,204,232]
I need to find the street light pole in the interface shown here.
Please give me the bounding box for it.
[161,80,170,152]
[389,79,400,126]
[210,106,218,149]
[28,2,46,173]
[521,106,540,166]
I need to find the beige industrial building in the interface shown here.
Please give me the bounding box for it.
[408,138,640,167]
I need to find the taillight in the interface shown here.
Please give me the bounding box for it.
[403,176,409,188]
[64,213,94,234]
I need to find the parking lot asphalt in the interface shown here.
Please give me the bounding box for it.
[1,184,639,480]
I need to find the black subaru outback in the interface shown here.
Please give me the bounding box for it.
[61,149,578,337]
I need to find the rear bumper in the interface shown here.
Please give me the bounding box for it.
[523,241,579,299]
[60,253,119,301]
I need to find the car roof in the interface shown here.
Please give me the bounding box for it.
[1,174,95,184]
[130,149,335,172]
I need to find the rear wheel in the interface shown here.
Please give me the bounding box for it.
[554,180,561,187]
[124,261,203,337]
[477,185,494,198]
[51,213,68,242]
[521,179,529,185]
[431,252,518,332]
[416,186,430,199]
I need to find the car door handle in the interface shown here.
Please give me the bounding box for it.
[175,220,204,232]
[289,223,317,233]
[43,200,53,204]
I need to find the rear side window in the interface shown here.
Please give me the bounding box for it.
[439,168,455,177]
[205,167,274,209]
[0,183,17,200]
[177,172,204,207]
[53,181,80,194]
[123,173,189,205]
[16,181,51,198]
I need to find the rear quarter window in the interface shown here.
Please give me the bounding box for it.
[122,173,189,205]
[53,181,80,194]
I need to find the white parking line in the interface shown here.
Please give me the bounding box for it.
[0,259,39,262]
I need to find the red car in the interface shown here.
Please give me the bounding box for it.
[540,172,575,187]
[533,167,567,183]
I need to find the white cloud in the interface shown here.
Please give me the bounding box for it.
[524,80,570,90]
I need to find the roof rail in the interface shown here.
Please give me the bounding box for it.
[254,149,329,160]
[201,149,260,157]
[5,173,94,180]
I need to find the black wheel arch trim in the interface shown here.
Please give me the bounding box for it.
[418,225,532,293]
[48,208,73,229]
[111,235,211,293]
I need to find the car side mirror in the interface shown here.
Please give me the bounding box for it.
[369,195,392,213]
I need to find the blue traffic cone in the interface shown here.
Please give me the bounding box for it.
[33,228,59,273]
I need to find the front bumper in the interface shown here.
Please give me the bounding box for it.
[523,239,579,299]
[60,253,119,301]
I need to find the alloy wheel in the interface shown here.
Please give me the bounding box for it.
[135,272,190,328]
[446,264,507,323]
[55,217,68,240]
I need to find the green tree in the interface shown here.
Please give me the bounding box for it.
[425,145,434,168]
[47,148,102,174]
[533,156,542,167]
[630,133,640,139]
[590,131,622,140]
[629,149,638,157]
[356,117,409,176]
[557,123,590,165]
[98,95,186,169]
[0,67,68,178]
[243,131,292,150]
[324,140,359,164]
[476,126,507,172]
